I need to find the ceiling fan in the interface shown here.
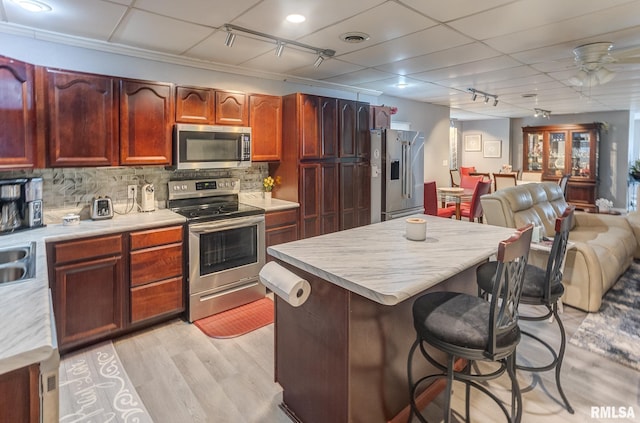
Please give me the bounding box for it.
[568,41,640,87]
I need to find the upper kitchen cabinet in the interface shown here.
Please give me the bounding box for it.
[338,99,356,158]
[249,94,282,162]
[175,86,215,124]
[370,105,391,129]
[522,124,600,210]
[356,102,370,160]
[320,97,338,159]
[283,93,337,160]
[0,57,38,170]
[40,68,118,167]
[215,90,248,126]
[120,79,174,166]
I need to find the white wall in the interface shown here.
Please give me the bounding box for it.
[378,95,451,187]
[460,119,511,175]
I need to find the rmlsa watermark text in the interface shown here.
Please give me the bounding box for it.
[591,406,635,419]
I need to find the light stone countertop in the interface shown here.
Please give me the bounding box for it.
[239,192,299,212]
[0,209,186,376]
[268,215,517,306]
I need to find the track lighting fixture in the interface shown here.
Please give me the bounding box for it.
[224,31,236,47]
[223,24,335,67]
[468,88,498,107]
[534,108,551,119]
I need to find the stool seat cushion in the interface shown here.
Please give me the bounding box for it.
[413,291,520,351]
[477,262,565,302]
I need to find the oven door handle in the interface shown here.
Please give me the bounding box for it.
[189,215,265,234]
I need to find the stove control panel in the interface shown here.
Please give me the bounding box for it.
[168,178,240,200]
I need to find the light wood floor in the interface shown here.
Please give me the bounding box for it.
[113,304,640,423]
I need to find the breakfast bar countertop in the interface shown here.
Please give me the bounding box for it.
[268,214,516,306]
[0,209,186,376]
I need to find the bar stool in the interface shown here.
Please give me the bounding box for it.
[407,224,533,423]
[476,206,575,414]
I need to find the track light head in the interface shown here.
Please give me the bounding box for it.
[313,55,324,68]
[224,31,236,47]
[471,93,477,101]
[484,96,490,104]
[275,42,285,57]
[493,98,499,107]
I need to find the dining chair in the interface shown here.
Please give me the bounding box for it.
[493,173,518,191]
[449,169,461,187]
[423,181,455,218]
[460,180,491,223]
[407,224,533,423]
[459,174,482,189]
[520,171,542,182]
[460,166,476,177]
[476,206,576,414]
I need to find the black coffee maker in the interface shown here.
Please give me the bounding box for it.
[0,178,44,234]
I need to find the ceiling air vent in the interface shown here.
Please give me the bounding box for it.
[339,32,370,43]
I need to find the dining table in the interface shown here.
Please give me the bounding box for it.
[436,187,474,220]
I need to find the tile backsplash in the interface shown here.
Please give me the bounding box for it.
[1,164,269,211]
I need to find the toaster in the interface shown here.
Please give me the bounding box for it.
[90,196,114,220]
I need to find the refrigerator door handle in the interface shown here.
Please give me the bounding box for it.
[402,141,412,199]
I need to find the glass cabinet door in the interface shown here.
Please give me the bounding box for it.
[525,132,543,171]
[546,131,566,178]
[571,131,591,178]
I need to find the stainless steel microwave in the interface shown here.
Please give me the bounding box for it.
[174,124,251,170]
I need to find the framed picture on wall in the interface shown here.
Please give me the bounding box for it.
[464,134,482,151]
[483,140,502,158]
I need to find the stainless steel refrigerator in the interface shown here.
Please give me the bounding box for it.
[370,129,425,223]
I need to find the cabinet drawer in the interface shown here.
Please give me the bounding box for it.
[266,209,298,228]
[130,243,182,287]
[130,225,183,250]
[131,277,183,323]
[54,234,122,264]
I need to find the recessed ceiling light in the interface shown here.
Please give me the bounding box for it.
[286,14,306,23]
[396,83,409,89]
[11,0,52,12]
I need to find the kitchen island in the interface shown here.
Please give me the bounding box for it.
[267,215,516,423]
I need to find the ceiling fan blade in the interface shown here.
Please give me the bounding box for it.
[614,57,640,65]
[611,45,640,59]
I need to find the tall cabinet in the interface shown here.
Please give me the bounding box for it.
[523,123,600,210]
[271,93,370,239]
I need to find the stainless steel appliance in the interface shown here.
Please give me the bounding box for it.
[90,196,114,220]
[173,124,252,170]
[370,129,425,222]
[168,178,266,322]
[0,177,44,234]
[141,183,155,212]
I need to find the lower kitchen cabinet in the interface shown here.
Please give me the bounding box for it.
[265,208,298,261]
[0,364,39,423]
[48,234,125,353]
[129,225,184,324]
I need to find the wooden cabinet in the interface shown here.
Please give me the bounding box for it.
[175,85,214,124]
[523,124,600,210]
[356,102,370,160]
[0,57,38,170]
[340,162,371,230]
[293,94,337,160]
[370,105,391,129]
[265,209,298,261]
[299,163,339,239]
[0,364,39,423]
[41,68,118,167]
[129,225,184,324]
[215,90,248,126]
[120,79,174,165]
[320,97,338,159]
[48,234,125,353]
[250,94,282,162]
[338,99,356,158]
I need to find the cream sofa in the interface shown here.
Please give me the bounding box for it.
[481,182,637,312]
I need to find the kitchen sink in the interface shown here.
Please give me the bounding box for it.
[0,242,36,285]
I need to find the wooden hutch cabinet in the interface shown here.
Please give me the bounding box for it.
[523,123,600,210]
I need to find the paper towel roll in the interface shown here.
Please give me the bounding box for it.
[405,217,426,241]
[259,262,311,307]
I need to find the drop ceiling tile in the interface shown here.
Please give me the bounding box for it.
[409,55,522,83]
[398,0,515,23]
[288,59,365,80]
[323,68,397,85]
[4,0,128,40]
[375,42,501,75]
[240,45,324,74]
[112,9,213,54]
[184,31,273,65]
[437,65,543,89]
[339,25,473,68]
[298,2,436,56]
[133,0,260,27]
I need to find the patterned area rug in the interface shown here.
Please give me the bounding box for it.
[569,260,640,371]
[194,297,274,338]
[59,341,153,423]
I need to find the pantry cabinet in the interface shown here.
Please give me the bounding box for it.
[0,57,38,170]
[120,79,174,165]
[340,162,371,230]
[40,68,118,167]
[175,85,215,124]
[370,105,391,129]
[48,234,126,353]
[523,123,600,210]
[249,94,282,162]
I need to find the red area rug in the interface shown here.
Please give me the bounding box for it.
[194,297,274,339]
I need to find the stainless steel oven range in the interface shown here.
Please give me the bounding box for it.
[168,178,265,322]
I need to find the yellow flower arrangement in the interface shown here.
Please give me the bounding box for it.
[263,175,281,192]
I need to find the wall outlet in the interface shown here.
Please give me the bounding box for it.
[127,185,137,199]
